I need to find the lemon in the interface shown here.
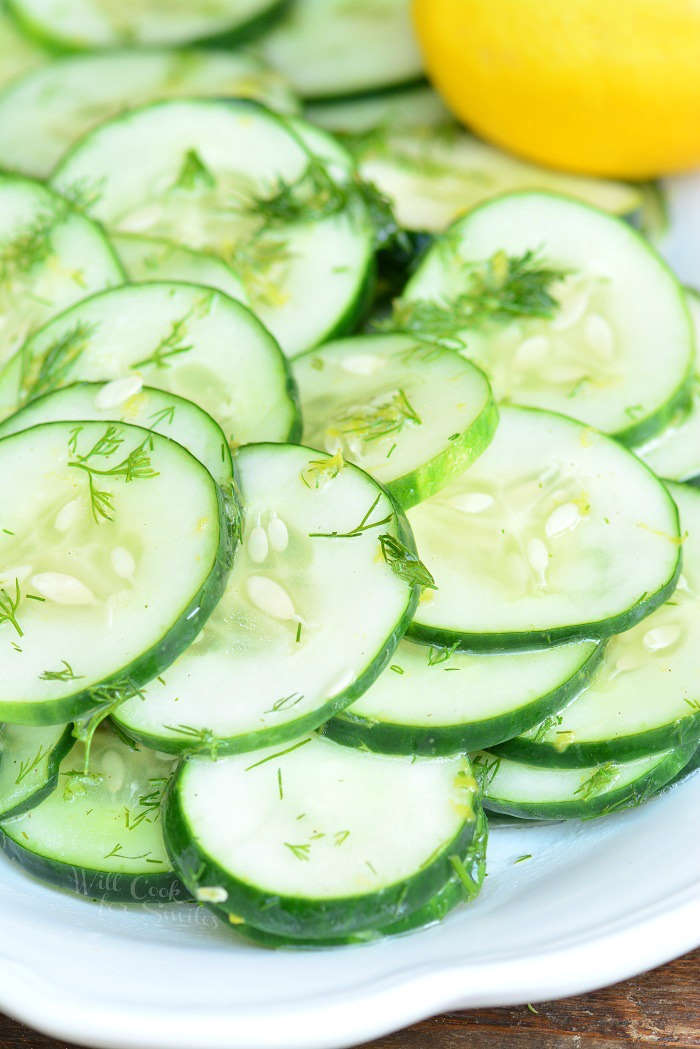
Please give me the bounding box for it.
[413,0,700,178]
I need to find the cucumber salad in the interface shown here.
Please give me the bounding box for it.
[0,0,697,948]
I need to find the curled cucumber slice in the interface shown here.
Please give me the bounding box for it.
[0,420,235,724]
[0,721,74,820]
[407,406,681,652]
[165,736,481,938]
[293,333,497,508]
[1,725,185,902]
[494,484,700,766]
[114,443,420,755]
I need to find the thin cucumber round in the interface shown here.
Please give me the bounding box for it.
[477,744,697,821]
[293,334,497,508]
[306,85,452,136]
[493,484,700,767]
[402,192,694,443]
[0,4,47,89]
[324,637,603,757]
[0,419,234,724]
[0,282,300,445]
[407,406,682,652]
[232,805,488,948]
[113,442,420,755]
[0,725,185,902]
[0,381,234,488]
[51,99,376,357]
[0,721,74,819]
[7,0,285,49]
[352,126,645,234]
[112,234,249,306]
[0,48,299,179]
[0,172,124,372]
[635,290,700,485]
[164,736,480,938]
[258,0,423,101]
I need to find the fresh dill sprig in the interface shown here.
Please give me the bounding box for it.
[0,579,23,637]
[530,712,564,743]
[387,250,567,348]
[133,314,194,370]
[244,737,312,771]
[73,678,146,773]
[284,842,311,861]
[15,743,50,784]
[104,842,161,864]
[264,692,305,715]
[427,643,459,667]
[684,698,700,713]
[309,492,392,539]
[19,320,96,404]
[332,388,422,445]
[334,830,350,846]
[251,158,350,227]
[68,427,159,523]
[148,405,176,428]
[124,778,168,831]
[300,449,344,490]
[449,853,480,898]
[574,762,620,801]
[39,659,82,682]
[378,534,437,591]
[473,753,501,790]
[0,209,60,285]
[162,724,220,758]
[173,149,216,192]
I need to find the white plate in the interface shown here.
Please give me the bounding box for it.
[1,178,699,1049]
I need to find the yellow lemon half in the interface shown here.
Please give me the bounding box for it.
[413,0,700,178]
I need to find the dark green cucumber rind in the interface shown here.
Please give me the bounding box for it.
[408,544,682,654]
[0,826,187,902]
[113,460,420,755]
[0,724,74,820]
[323,640,606,757]
[164,767,479,939]
[5,0,287,52]
[662,745,699,792]
[613,365,695,447]
[229,806,489,949]
[293,75,428,107]
[0,422,239,726]
[388,393,498,510]
[481,743,697,821]
[627,181,671,240]
[492,709,700,769]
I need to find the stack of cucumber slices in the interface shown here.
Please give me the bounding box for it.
[0,0,697,950]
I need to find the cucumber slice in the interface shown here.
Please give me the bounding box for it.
[407,406,681,652]
[306,85,452,136]
[0,381,234,487]
[635,290,700,484]
[0,3,47,88]
[477,744,696,821]
[1,725,185,901]
[0,282,299,445]
[293,334,497,508]
[112,234,248,306]
[324,637,603,756]
[351,126,645,235]
[165,736,480,938]
[7,0,284,49]
[233,805,488,948]
[0,419,234,724]
[402,192,693,442]
[113,442,420,755]
[0,721,74,819]
[494,484,700,766]
[51,99,375,357]
[258,0,423,101]
[0,172,123,371]
[0,49,298,179]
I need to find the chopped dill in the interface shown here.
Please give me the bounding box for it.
[132,314,194,370]
[39,659,82,682]
[264,692,305,714]
[378,533,437,590]
[334,830,350,846]
[244,737,312,771]
[449,854,480,899]
[173,149,216,192]
[18,320,96,404]
[73,678,146,773]
[15,744,49,784]
[68,426,159,523]
[574,762,620,801]
[300,449,344,489]
[427,643,459,667]
[295,622,302,644]
[277,768,284,800]
[148,405,176,428]
[309,492,392,539]
[331,388,421,446]
[514,854,533,865]
[0,579,23,637]
[390,664,404,675]
[284,842,311,862]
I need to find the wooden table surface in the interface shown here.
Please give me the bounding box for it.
[1,948,697,1049]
